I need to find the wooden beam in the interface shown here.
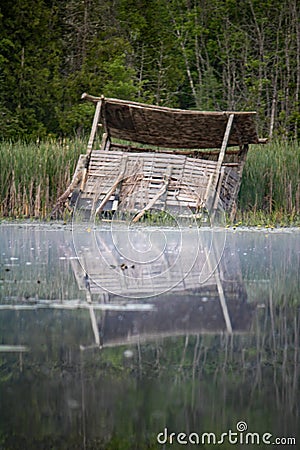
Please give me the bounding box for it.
[100,132,110,151]
[51,154,86,216]
[212,167,225,211]
[87,98,102,156]
[131,185,167,222]
[80,99,103,192]
[111,142,243,155]
[206,113,234,213]
[81,93,257,116]
[229,143,249,221]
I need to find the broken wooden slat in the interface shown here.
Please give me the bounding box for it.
[94,155,128,216]
[132,166,172,222]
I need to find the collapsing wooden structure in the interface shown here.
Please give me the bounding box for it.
[54,93,266,218]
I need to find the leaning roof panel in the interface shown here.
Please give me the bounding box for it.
[99,96,259,149]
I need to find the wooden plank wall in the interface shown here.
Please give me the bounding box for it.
[83,149,237,212]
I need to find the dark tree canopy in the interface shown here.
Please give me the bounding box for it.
[0,0,299,140]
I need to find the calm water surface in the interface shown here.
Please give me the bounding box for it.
[0,223,299,449]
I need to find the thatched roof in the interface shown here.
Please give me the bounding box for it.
[82,93,263,149]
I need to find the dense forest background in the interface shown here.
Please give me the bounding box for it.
[0,0,299,141]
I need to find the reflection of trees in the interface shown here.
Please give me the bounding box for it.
[0,229,299,448]
[0,300,299,449]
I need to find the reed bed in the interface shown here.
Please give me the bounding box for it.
[237,140,300,224]
[0,139,85,219]
[0,139,299,223]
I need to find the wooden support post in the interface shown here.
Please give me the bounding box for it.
[206,114,234,213]
[51,170,82,216]
[87,99,102,156]
[100,132,110,151]
[212,167,225,216]
[229,143,249,220]
[80,99,103,192]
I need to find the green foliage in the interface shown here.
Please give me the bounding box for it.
[0,138,299,221]
[0,0,300,220]
[102,54,139,100]
[195,67,223,110]
[56,103,95,137]
[0,139,86,218]
[238,140,300,218]
[0,0,299,138]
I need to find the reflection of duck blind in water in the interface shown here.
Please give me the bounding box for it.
[67,227,256,344]
[97,290,255,347]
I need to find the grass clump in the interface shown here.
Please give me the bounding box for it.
[0,139,86,219]
[0,138,299,225]
[238,139,300,222]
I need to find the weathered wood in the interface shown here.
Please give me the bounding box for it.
[94,156,128,216]
[51,155,85,216]
[132,166,172,222]
[87,99,102,156]
[80,149,226,215]
[78,99,103,193]
[82,94,260,149]
[213,167,225,211]
[110,142,245,157]
[56,95,266,217]
[100,132,110,151]
[132,185,167,222]
[206,114,234,212]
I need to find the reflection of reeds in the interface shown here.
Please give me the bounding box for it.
[0,140,85,218]
[0,139,299,220]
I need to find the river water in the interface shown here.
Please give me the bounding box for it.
[0,223,299,449]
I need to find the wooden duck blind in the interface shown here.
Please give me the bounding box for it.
[54,93,266,219]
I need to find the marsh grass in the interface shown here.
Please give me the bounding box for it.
[238,140,300,222]
[0,138,299,224]
[0,139,86,218]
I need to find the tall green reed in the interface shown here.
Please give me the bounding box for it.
[0,139,86,218]
[238,140,300,223]
[0,138,299,222]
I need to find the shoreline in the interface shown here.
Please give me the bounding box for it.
[1,218,300,233]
